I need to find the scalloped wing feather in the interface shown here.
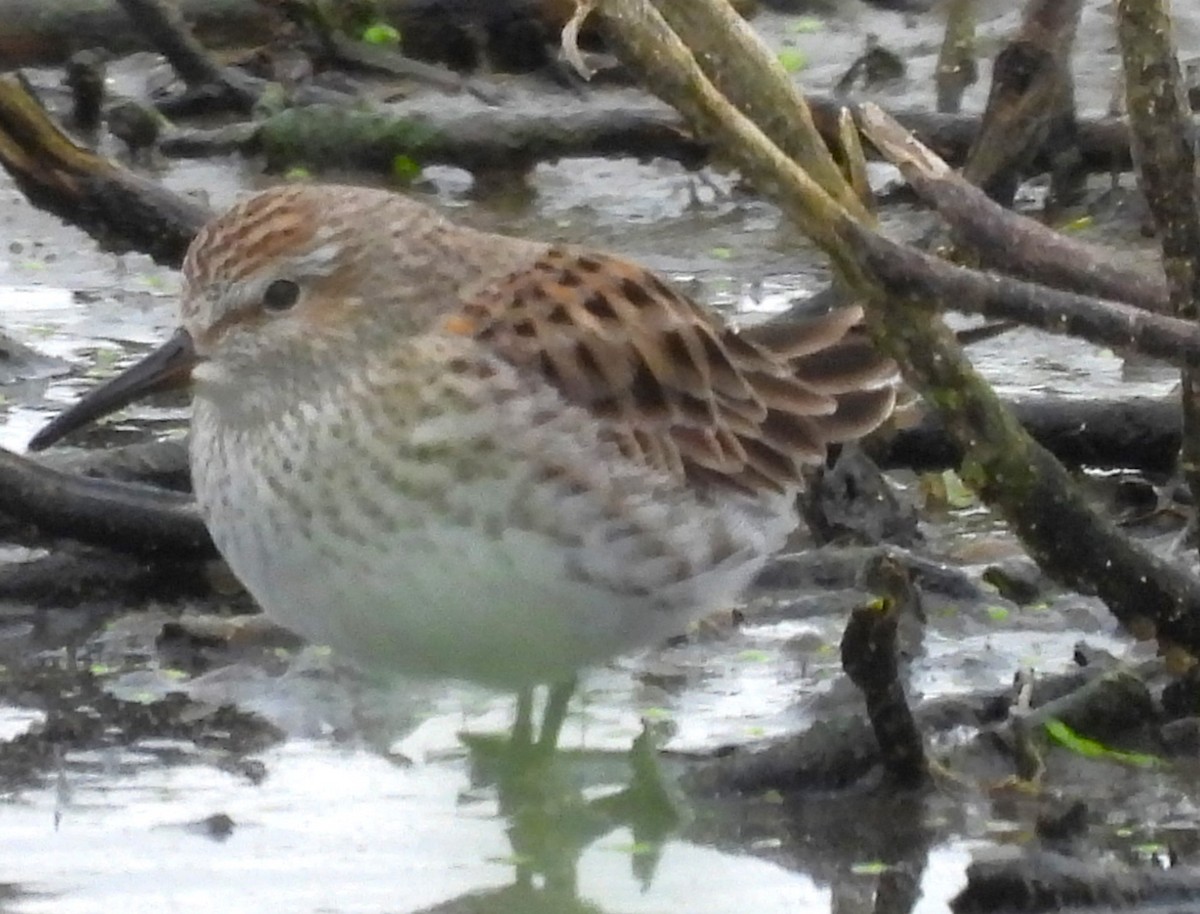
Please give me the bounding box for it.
[458,248,896,495]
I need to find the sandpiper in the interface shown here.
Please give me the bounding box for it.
[31,184,897,748]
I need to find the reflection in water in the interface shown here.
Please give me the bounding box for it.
[448,723,681,911]
[426,724,940,914]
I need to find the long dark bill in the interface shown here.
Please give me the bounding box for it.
[28,328,198,451]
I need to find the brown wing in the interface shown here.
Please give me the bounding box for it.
[455,247,896,495]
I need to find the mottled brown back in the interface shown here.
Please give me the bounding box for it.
[458,248,896,495]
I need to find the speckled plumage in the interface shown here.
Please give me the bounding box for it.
[157,185,899,686]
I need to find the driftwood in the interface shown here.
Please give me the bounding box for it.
[0,0,580,70]
[961,0,1084,207]
[851,222,1200,367]
[689,641,1173,799]
[137,0,495,113]
[933,0,977,113]
[1002,668,1155,745]
[954,849,1200,913]
[0,73,215,560]
[252,102,707,177]
[122,0,357,115]
[1116,0,1200,546]
[0,73,208,266]
[0,0,280,68]
[839,555,927,786]
[0,550,214,607]
[320,32,504,106]
[647,1,867,221]
[1,0,754,77]
[870,111,1169,313]
[158,102,707,175]
[114,0,258,110]
[117,0,693,173]
[152,94,1179,182]
[7,19,1171,188]
[44,439,192,491]
[882,395,1183,474]
[0,439,192,548]
[827,96,1155,177]
[684,662,1102,795]
[0,447,212,559]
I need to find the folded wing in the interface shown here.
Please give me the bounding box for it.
[458,247,896,495]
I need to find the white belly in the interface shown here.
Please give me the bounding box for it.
[207,508,738,686]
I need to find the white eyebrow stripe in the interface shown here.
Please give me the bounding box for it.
[293,242,344,277]
[221,242,345,305]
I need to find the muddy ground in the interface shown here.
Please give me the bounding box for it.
[2,1,1200,912]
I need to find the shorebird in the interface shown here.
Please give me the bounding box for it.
[31,183,897,750]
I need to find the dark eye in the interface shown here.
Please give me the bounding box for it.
[262,279,301,312]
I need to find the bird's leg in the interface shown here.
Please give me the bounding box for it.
[536,677,578,753]
[512,686,535,751]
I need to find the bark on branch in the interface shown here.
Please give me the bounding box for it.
[1116,0,1200,542]
[0,73,209,266]
[595,0,1200,660]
